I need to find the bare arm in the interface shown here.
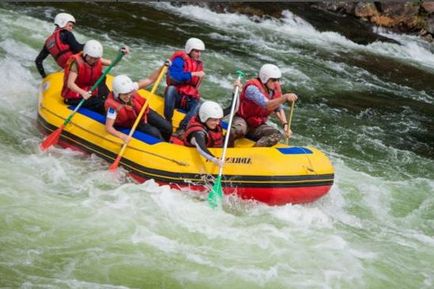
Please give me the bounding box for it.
[136,66,163,89]
[105,115,130,143]
[101,57,111,66]
[66,63,91,99]
[275,108,287,125]
[101,46,130,67]
[275,106,292,138]
[245,85,297,112]
[265,93,298,111]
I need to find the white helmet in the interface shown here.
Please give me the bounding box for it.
[199,101,223,122]
[54,13,75,28]
[83,40,103,58]
[185,37,205,54]
[259,64,282,84]
[112,75,135,99]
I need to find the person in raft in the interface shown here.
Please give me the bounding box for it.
[229,64,298,147]
[164,37,206,138]
[61,39,129,115]
[183,100,225,167]
[35,13,84,78]
[104,74,172,143]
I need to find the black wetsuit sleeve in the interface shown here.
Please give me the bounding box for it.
[35,46,49,78]
[223,91,238,116]
[61,31,84,53]
[190,131,216,160]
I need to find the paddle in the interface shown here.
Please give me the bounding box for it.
[285,100,295,145]
[208,70,245,208]
[40,51,125,151]
[109,64,168,171]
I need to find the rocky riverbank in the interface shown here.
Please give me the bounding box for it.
[198,1,434,43]
[314,1,434,42]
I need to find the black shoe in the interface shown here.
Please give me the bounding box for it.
[255,133,281,147]
[173,128,185,139]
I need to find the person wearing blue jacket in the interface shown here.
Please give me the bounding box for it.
[164,38,206,138]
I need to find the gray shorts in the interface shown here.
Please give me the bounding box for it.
[231,116,282,146]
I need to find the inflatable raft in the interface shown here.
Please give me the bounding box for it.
[37,72,334,205]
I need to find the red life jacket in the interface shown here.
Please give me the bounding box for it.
[184,116,223,148]
[61,53,102,100]
[104,92,149,127]
[237,78,282,128]
[166,51,203,105]
[44,28,73,68]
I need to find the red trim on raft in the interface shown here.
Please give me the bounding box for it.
[128,173,331,206]
[39,124,331,206]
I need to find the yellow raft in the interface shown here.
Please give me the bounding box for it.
[38,72,334,205]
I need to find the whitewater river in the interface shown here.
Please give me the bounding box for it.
[0,2,433,289]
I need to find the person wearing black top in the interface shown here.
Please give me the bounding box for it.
[184,101,225,167]
[35,13,84,78]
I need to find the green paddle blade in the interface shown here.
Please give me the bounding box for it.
[208,175,223,208]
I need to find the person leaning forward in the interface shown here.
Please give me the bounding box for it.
[184,101,224,167]
[229,64,298,147]
[105,74,172,143]
[61,40,129,115]
[164,37,206,137]
[35,13,84,78]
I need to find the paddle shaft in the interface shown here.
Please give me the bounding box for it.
[63,51,125,126]
[285,101,295,145]
[137,148,188,166]
[110,65,168,169]
[40,51,125,151]
[216,73,243,178]
[207,70,244,207]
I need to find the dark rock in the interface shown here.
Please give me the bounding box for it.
[354,3,379,18]
[427,14,434,33]
[423,33,433,41]
[341,2,357,14]
[286,3,398,45]
[207,2,287,19]
[313,2,357,14]
[370,15,396,27]
[315,2,340,12]
[380,2,419,17]
[371,2,421,31]
[422,1,434,14]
